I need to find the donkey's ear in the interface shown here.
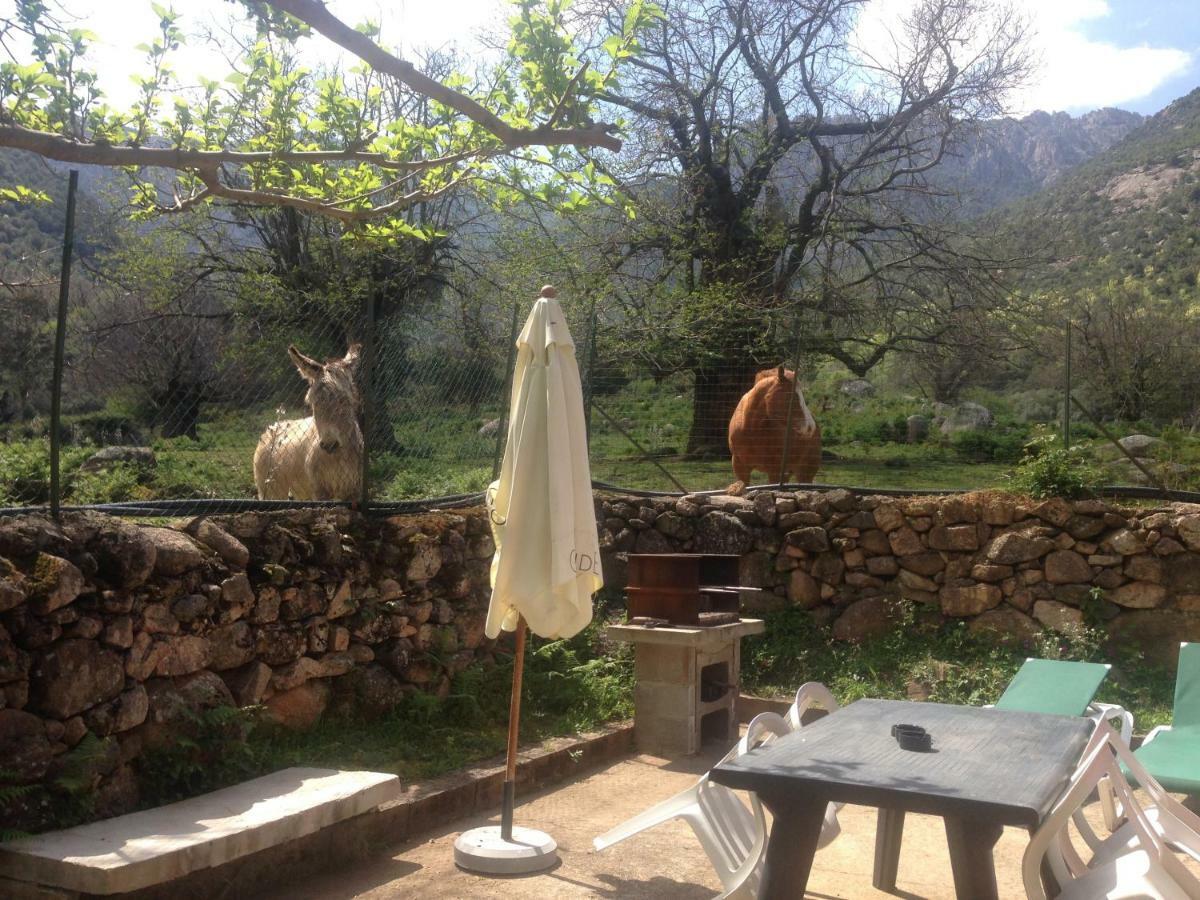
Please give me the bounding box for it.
[776,364,786,381]
[288,345,323,382]
[342,344,362,372]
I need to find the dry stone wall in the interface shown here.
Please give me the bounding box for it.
[6,488,1200,829]
[0,507,495,827]
[597,489,1200,666]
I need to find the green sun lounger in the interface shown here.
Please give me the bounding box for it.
[1134,643,1200,796]
[994,658,1112,717]
[991,657,1134,742]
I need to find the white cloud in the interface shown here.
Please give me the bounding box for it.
[851,0,1193,114]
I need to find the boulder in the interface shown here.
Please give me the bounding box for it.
[927,525,978,552]
[787,527,830,553]
[265,679,330,730]
[184,518,249,570]
[634,528,671,554]
[1033,600,1084,632]
[171,593,213,625]
[0,570,25,613]
[208,621,256,671]
[1117,434,1162,458]
[145,670,235,725]
[1104,529,1147,556]
[839,378,875,398]
[0,622,28,683]
[1044,550,1092,585]
[986,532,1054,565]
[1125,555,1164,584]
[1107,581,1166,609]
[0,514,70,559]
[30,639,125,718]
[0,708,54,782]
[939,402,993,434]
[154,636,211,677]
[1177,516,1200,553]
[28,553,84,614]
[125,632,167,681]
[255,626,307,666]
[940,583,1002,616]
[406,538,442,582]
[221,661,272,706]
[92,518,157,588]
[335,664,408,717]
[898,552,945,577]
[971,564,1013,583]
[787,570,821,608]
[888,527,924,557]
[693,511,754,555]
[79,446,156,472]
[141,526,205,577]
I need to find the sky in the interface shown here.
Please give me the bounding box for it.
[14,0,1200,118]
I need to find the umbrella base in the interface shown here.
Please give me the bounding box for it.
[454,825,559,875]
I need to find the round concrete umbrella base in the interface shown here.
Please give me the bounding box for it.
[454,825,559,875]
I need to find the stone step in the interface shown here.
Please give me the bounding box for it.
[0,767,400,896]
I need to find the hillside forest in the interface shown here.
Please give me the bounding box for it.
[2,0,1200,506]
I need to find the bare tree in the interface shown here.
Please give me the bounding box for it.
[581,0,1031,453]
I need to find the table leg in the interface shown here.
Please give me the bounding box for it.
[756,798,829,899]
[873,808,906,891]
[944,817,1003,900]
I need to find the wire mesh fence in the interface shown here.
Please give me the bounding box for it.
[5,181,1200,513]
[7,275,1200,514]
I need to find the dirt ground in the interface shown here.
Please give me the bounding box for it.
[270,746,1081,900]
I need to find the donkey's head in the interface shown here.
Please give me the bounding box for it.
[288,344,362,452]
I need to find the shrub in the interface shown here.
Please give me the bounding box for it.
[1008,437,1103,499]
[950,428,1027,463]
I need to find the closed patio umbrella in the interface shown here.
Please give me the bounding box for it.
[454,285,603,874]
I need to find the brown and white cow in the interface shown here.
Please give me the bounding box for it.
[727,365,821,493]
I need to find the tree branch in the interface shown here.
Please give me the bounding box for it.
[266,0,622,152]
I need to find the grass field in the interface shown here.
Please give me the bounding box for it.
[3,371,1196,506]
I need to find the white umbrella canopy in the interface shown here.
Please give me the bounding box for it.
[485,286,603,640]
[455,284,603,875]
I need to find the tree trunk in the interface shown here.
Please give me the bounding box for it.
[686,360,759,458]
[157,377,204,440]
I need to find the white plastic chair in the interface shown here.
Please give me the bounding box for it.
[593,712,835,898]
[1083,720,1200,868]
[1023,723,1200,900]
[785,681,839,731]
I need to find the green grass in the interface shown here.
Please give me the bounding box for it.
[742,606,1176,730]
[7,370,1200,506]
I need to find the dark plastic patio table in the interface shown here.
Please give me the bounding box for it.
[710,698,1092,899]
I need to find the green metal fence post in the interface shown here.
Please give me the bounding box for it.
[1064,320,1072,450]
[359,286,378,512]
[49,170,79,520]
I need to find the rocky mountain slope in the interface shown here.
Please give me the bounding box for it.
[996,86,1200,296]
[940,107,1144,215]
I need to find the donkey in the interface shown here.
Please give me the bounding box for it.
[253,344,363,501]
[727,365,821,493]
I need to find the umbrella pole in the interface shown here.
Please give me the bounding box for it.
[501,616,528,841]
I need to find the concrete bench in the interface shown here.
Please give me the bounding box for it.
[0,767,400,896]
